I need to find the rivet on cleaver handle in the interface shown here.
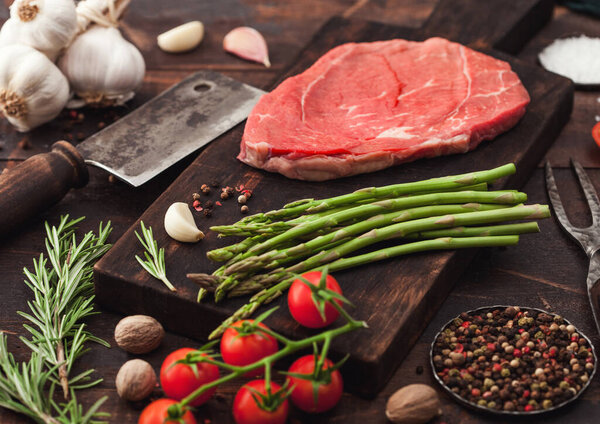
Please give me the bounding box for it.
[0,71,264,237]
[78,71,265,187]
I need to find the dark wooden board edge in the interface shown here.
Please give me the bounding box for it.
[94,11,575,396]
[418,0,554,54]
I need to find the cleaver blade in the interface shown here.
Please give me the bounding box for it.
[78,71,265,187]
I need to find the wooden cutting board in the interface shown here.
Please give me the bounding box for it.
[94,0,573,397]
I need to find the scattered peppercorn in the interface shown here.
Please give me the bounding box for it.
[238,195,247,204]
[192,193,201,201]
[240,205,249,214]
[432,306,596,414]
[201,184,211,194]
[17,137,31,150]
[416,365,424,375]
[203,208,212,217]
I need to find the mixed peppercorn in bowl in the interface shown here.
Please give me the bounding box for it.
[431,306,597,414]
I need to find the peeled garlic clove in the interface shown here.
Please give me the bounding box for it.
[0,45,69,132]
[223,26,271,68]
[59,26,145,107]
[0,0,77,60]
[164,202,204,243]
[158,21,204,53]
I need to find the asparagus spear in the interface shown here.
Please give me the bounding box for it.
[224,202,509,275]
[237,191,526,260]
[208,235,520,339]
[216,181,490,231]
[218,222,541,299]
[262,164,515,220]
[283,204,548,275]
[223,204,548,291]
[405,222,540,239]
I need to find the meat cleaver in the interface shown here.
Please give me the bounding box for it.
[0,71,265,236]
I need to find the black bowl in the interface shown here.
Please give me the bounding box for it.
[430,305,597,416]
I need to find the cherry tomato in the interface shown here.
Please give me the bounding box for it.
[286,355,343,413]
[233,380,289,424]
[221,320,278,376]
[138,398,196,424]
[160,348,220,407]
[288,271,342,328]
[593,122,600,148]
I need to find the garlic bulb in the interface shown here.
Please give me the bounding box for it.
[58,25,145,106]
[0,0,77,60]
[0,45,69,132]
[164,202,204,243]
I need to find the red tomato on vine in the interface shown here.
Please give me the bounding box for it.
[220,319,278,376]
[286,354,344,413]
[288,271,343,328]
[138,398,196,424]
[593,122,600,148]
[160,348,220,407]
[233,380,289,424]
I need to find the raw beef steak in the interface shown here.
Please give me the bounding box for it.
[239,37,530,181]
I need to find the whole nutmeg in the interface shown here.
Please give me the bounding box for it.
[114,315,164,354]
[116,359,157,401]
[385,384,441,424]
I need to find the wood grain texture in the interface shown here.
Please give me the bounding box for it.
[2,0,600,423]
[94,1,573,396]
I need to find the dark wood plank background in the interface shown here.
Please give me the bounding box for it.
[1,0,600,422]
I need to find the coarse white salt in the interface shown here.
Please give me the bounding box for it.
[539,35,600,85]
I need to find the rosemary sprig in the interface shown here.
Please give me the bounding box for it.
[0,216,112,424]
[135,221,176,292]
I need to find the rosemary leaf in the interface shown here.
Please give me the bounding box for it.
[135,221,176,291]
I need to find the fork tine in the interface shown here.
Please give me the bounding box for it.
[570,159,600,225]
[545,160,578,232]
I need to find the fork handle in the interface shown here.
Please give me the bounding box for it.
[0,141,89,237]
[586,252,600,336]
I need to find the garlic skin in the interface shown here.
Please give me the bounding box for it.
[223,26,271,68]
[164,202,205,243]
[0,0,77,60]
[0,45,69,132]
[158,21,204,53]
[58,25,145,106]
[75,0,131,34]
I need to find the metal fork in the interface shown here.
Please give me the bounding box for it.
[545,159,600,336]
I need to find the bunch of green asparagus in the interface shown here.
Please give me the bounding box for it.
[188,164,550,338]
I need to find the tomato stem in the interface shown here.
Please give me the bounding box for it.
[177,312,366,408]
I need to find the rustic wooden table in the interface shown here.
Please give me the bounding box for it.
[1,1,599,423]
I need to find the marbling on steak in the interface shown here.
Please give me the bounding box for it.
[239,37,530,181]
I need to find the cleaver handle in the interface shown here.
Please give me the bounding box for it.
[0,141,89,237]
